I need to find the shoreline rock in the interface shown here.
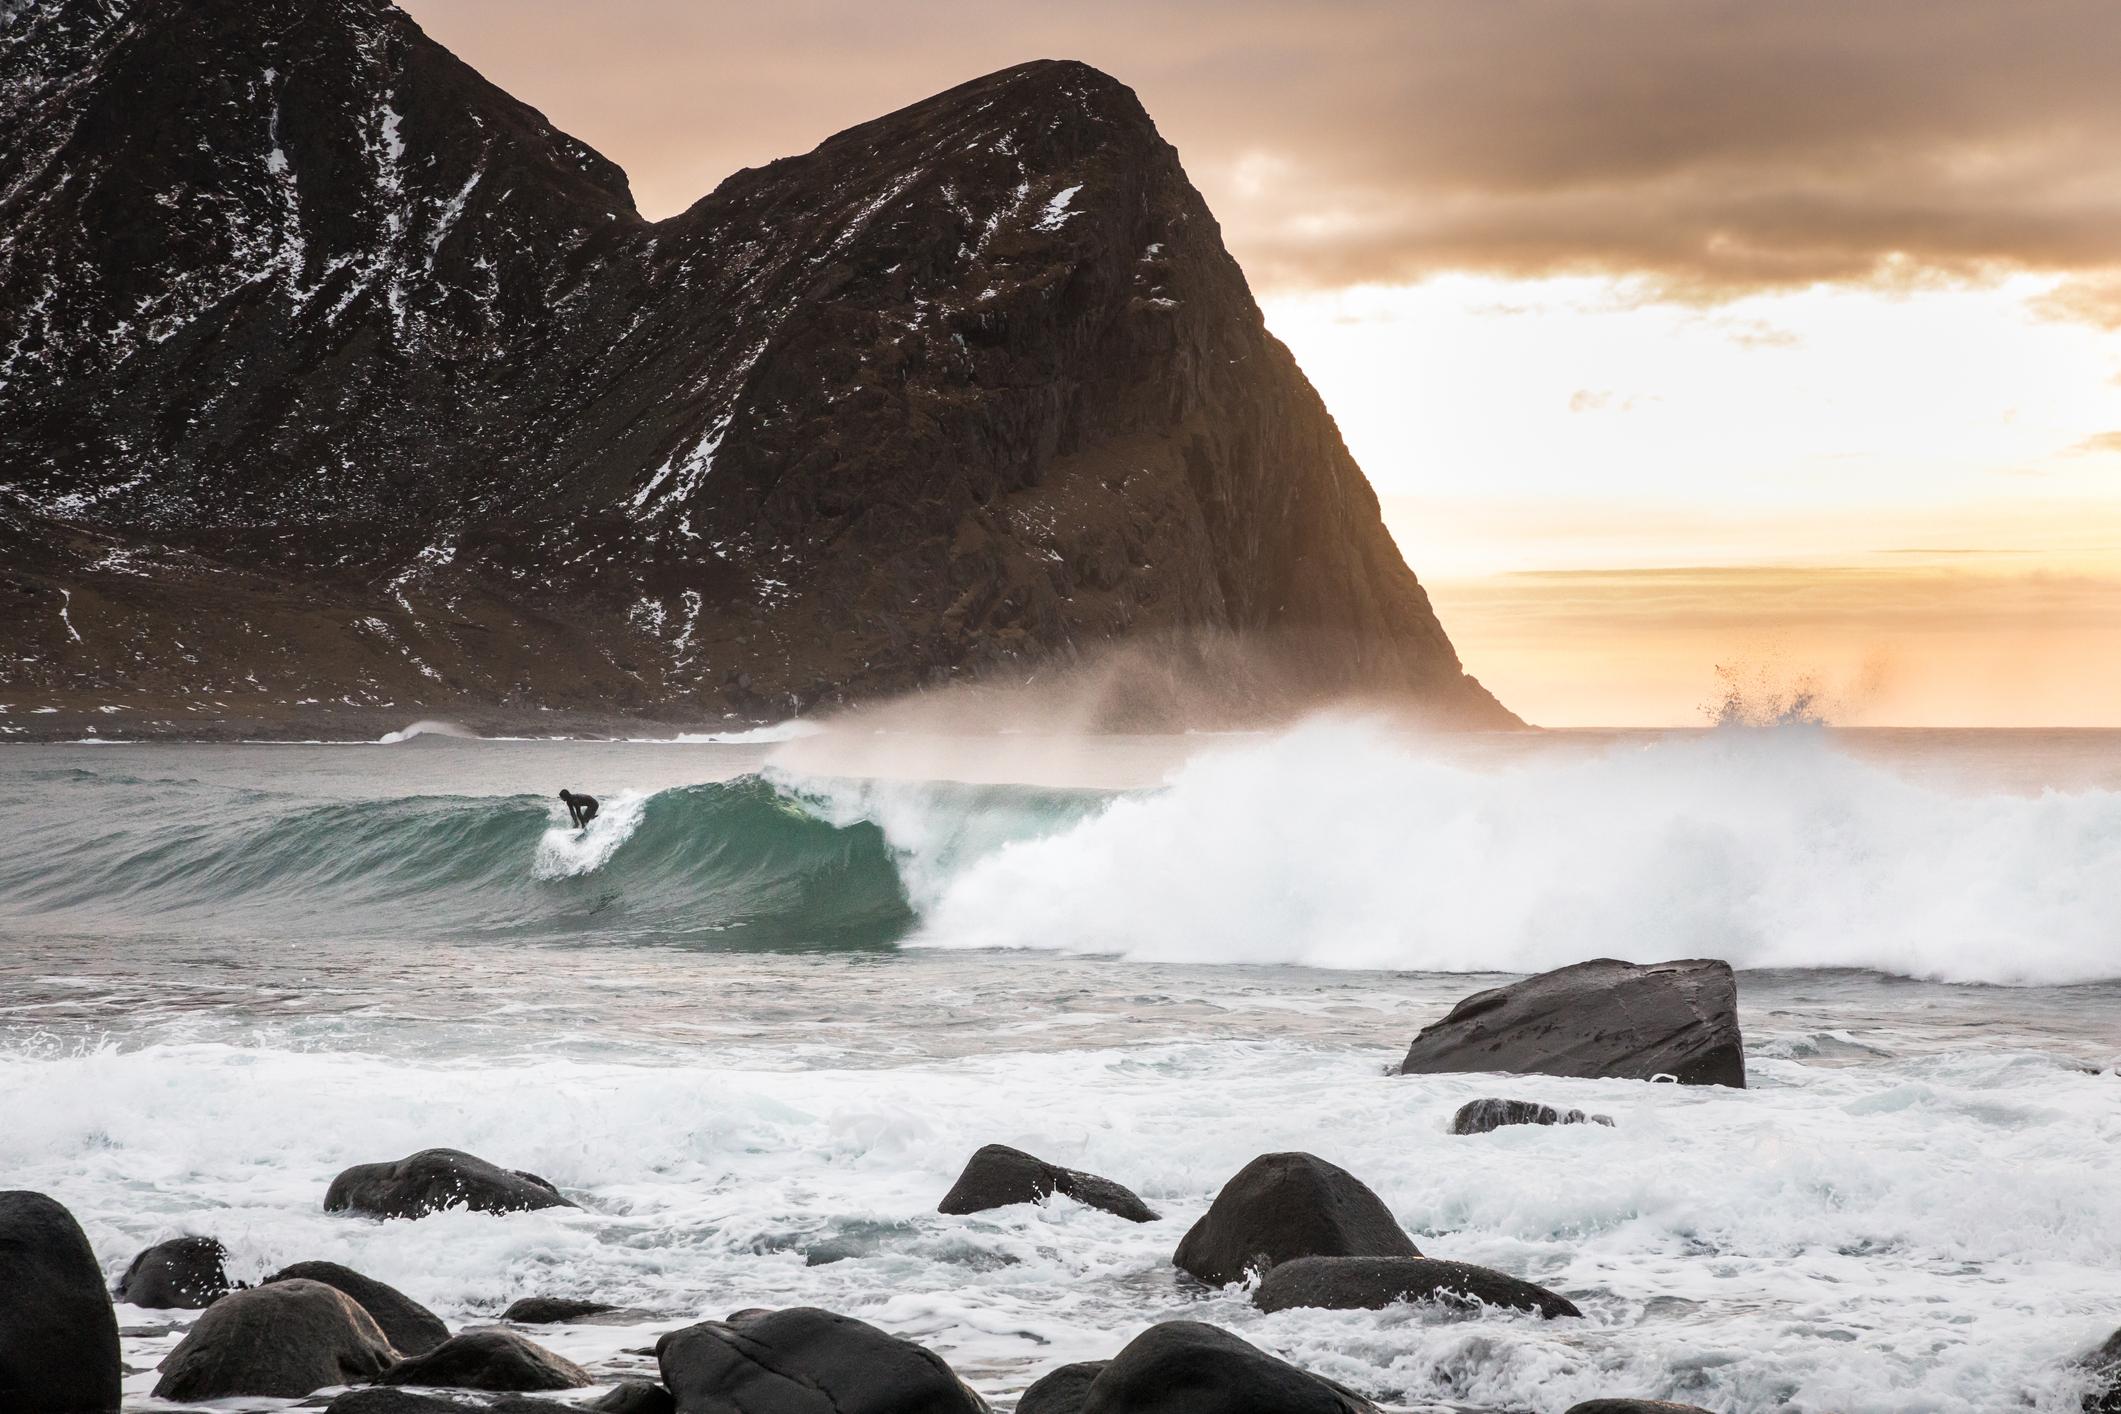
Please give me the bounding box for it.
[0,1189,122,1413]
[658,1306,989,1414]
[1173,1152,1419,1287]
[114,1234,236,1308]
[264,1260,451,1356]
[938,1145,1157,1223]
[326,1149,579,1220]
[378,1328,591,1391]
[1399,959,1747,1088]
[1450,1098,1615,1135]
[1071,1321,1376,1414]
[153,1278,395,1400]
[1252,1255,1580,1319]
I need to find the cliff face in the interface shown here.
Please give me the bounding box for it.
[0,0,1517,736]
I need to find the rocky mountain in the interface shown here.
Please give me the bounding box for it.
[0,0,1518,738]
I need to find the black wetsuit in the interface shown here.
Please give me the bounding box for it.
[562,792,599,828]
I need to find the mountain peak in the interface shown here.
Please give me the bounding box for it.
[0,8,1516,736]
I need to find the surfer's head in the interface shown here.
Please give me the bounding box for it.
[558,789,574,802]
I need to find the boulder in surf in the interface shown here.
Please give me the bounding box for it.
[265,1260,451,1355]
[154,1278,396,1399]
[2082,1327,2121,1414]
[1076,1321,1376,1414]
[0,1189,123,1413]
[592,1381,680,1414]
[1449,1098,1614,1135]
[1565,1403,1716,1414]
[1252,1255,1580,1319]
[326,1148,578,1220]
[115,1234,236,1308]
[1017,1362,1108,1414]
[657,1306,989,1414]
[1398,958,1746,1088]
[378,1328,591,1391]
[327,1391,580,1413]
[1172,1152,1418,1287]
[500,1296,623,1323]
[939,1144,1158,1223]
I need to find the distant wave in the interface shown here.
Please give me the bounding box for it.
[11,722,2120,983]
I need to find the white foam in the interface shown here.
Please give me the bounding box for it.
[376,718,476,744]
[820,719,2121,986]
[531,790,648,878]
[646,719,825,745]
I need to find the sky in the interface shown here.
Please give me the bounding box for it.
[403,0,2121,725]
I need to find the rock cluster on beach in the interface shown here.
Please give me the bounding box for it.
[16,957,2110,1412]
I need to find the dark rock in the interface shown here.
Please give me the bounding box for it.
[1565,1403,1715,1414]
[327,1391,579,1414]
[500,1297,620,1323]
[939,1145,1157,1223]
[1172,1153,1418,1287]
[1449,1098,1615,1135]
[378,1328,591,1391]
[592,1381,679,1414]
[153,1278,396,1400]
[4,5,1518,738]
[265,1260,451,1356]
[657,1306,988,1414]
[1077,1321,1376,1414]
[1399,959,1747,1088]
[1017,1362,1106,1414]
[114,1234,236,1308]
[1252,1256,1580,1319]
[2083,1327,2121,1413]
[326,1148,578,1220]
[0,1189,122,1413]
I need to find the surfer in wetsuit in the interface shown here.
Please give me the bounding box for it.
[559,789,599,829]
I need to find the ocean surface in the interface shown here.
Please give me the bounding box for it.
[2,720,2118,1412]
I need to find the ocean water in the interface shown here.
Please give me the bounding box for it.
[1,720,2118,1412]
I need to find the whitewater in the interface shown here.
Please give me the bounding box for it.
[2,722,2117,1411]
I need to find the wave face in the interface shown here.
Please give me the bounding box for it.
[8,724,2120,982]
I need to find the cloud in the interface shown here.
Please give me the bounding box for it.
[402,0,2121,300]
[2067,431,2121,457]
[2032,275,2121,330]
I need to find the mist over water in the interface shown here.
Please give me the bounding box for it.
[2,723,2118,1412]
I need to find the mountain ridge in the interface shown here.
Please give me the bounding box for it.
[0,0,1519,738]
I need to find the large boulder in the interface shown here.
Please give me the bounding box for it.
[657,1306,988,1414]
[499,1296,652,1324]
[154,1278,397,1399]
[1078,1322,1375,1414]
[1449,1099,1614,1135]
[327,1148,578,1220]
[1017,1363,1107,1414]
[114,1234,236,1308]
[1398,959,1746,1088]
[1172,1153,1418,1287]
[939,1145,1157,1223]
[1565,1403,1715,1413]
[378,1329,591,1391]
[592,1381,680,1414]
[1252,1256,1579,1319]
[0,1190,122,1413]
[265,1260,452,1356]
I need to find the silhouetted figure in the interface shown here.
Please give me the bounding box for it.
[559,789,599,829]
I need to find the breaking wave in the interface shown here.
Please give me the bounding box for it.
[9,722,2121,983]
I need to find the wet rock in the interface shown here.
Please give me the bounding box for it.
[657,1306,988,1414]
[326,1148,578,1220]
[1565,1403,1716,1413]
[2082,1327,2121,1413]
[939,1145,1157,1223]
[114,1234,236,1308]
[378,1328,591,1391]
[1450,1098,1615,1135]
[154,1278,395,1400]
[500,1297,620,1323]
[591,1381,679,1414]
[265,1260,451,1356]
[1253,1256,1580,1319]
[0,1189,122,1413]
[328,1392,579,1414]
[1077,1321,1376,1414]
[1399,959,1746,1088]
[1017,1361,1106,1414]
[1172,1152,1418,1287]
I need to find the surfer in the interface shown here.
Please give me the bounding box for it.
[559,789,599,829]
